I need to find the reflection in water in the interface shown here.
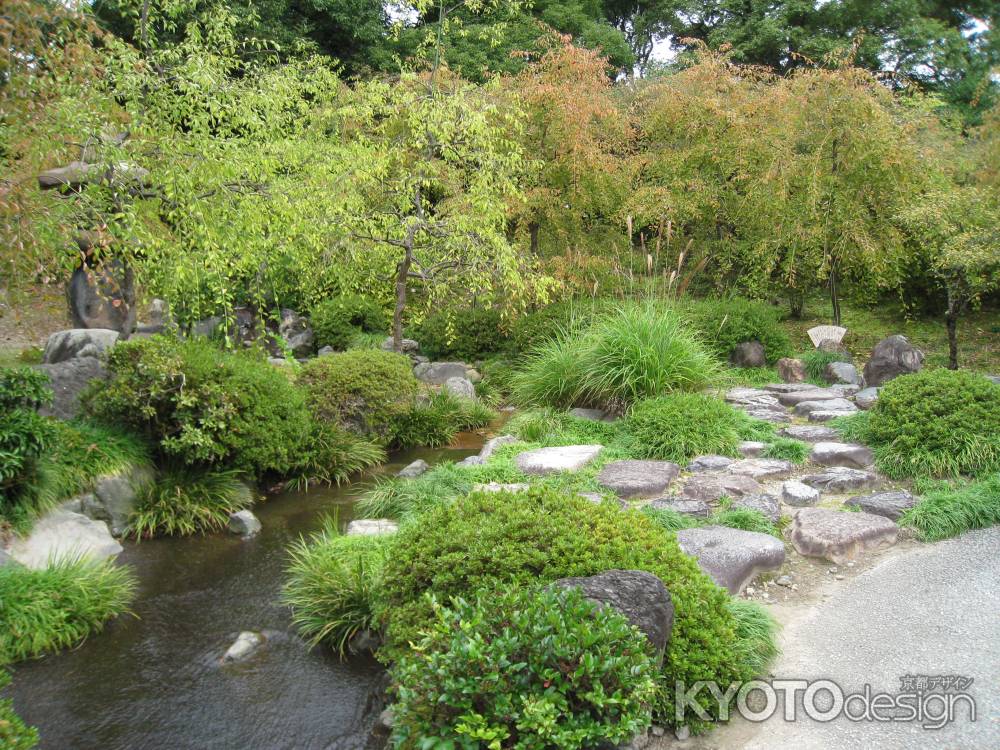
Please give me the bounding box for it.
[10,443,481,750]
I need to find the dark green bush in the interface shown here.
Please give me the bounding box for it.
[83,336,314,478]
[683,299,792,364]
[378,488,756,728]
[43,420,151,503]
[310,295,387,351]
[856,369,1000,479]
[625,393,748,463]
[390,587,657,750]
[299,349,419,443]
[900,473,1000,541]
[0,368,56,531]
[0,669,37,749]
[412,307,506,361]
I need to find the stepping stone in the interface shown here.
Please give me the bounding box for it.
[780,425,839,443]
[744,408,793,424]
[648,498,711,517]
[809,442,875,469]
[844,491,917,521]
[680,473,764,502]
[764,383,817,393]
[397,459,429,478]
[725,389,783,410]
[725,387,772,401]
[789,508,898,564]
[474,482,531,493]
[777,389,845,406]
[727,458,795,480]
[596,460,680,498]
[687,455,734,472]
[801,467,880,493]
[793,398,857,416]
[782,480,820,507]
[569,407,608,421]
[830,383,861,396]
[346,519,398,536]
[808,410,859,423]
[738,441,767,457]
[478,435,518,461]
[675,526,786,595]
[515,445,603,475]
[731,493,781,523]
[854,387,880,410]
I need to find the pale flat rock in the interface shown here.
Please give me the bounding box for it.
[515,445,603,475]
[6,510,122,569]
[43,328,120,364]
[676,526,786,595]
[596,460,680,499]
[782,480,820,507]
[731,493,781,523]
[808,410,859,423]
[473,482,531,493]
[829,383,861,396]
[789,508,898,564]
[738,441,767,458]
[764,383,816,393]
[801,467,880,493]
[809,441,875,469]
[777,389,846,406]
[223,631,266,662]
[826,361,861,385]
[779,425,839,442]
[680,473,764,502]
[345,519,398,536]
[686,455,734,472]
[477,435,518,461]
[727,458,795,480]
[725,387,773,401]
[413,361,468,384]
[744,408,793,423]
[648,498,711,517]
[227,510,261,537]
[568,407,608,421]
[793,397,857,416]
[844,491,917,521]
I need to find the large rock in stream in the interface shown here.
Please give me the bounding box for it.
[4,510,122,569]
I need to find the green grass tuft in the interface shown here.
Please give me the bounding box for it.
[726,598,781,677]
[129,467,253,538]
[625,393,749,463]
[641,506,701,532]
[799,349,850,384]
[709,508,781,537]
[762,438,810,464]
[900,474,1000,541]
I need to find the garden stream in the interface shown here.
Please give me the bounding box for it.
[9,437,485,750]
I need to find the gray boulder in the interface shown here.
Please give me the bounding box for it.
[782,480,820,507]
[381,337,420,354]
[808,409,858,423]
[854,387,880,410]
[443,376,476,400]
[90,466,155,536]
[680,473,764,502]
[455,455,482,467]
[776,357,806,383]
[551,570,674,660]
[192,315,223,338]
[5,510,122,569]
[764,382,816,393]
[777,388,845,406]
[730,341,767,368]
[227,510,261,537]
[43,329,119,364]
[569,407,608,421]
[738,441,767,458]
[278,309,314,358]
[596,460,680,499]
[826,361,861,385]
[793,397,857,416]
[413,361,468,384]
[223,631,266,663]
[809,442,875,470]
[397,459,430,478]
[515,445,603,475]
[801,467,880,493]
[789,508,898,564]
[686,455,734,473]
[67,261,137,335]
[675,526,786,595]
[648,498,711,517]
[779,425,839,442]
[477,435,518,461]
[725,389,783,411]
[987,375,1000,385]
[744,408,793,424]
[844,491,917,521]
[346,519,399,536]
[731,493,781,523]
[726,458,795,480]
[317,345,334,357]
[863,335,924,387]
[36,357,108,420]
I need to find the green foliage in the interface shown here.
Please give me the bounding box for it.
[310,295,387,351]
[800,349,851,384]
[726,598,781,678]
[284,519,389,655]
[391,391,496,450]
[356,462,479,521]
[390,587,657,750]
[709,508,780,537]
[299,349,419,443]
[0,368,56,532]
[84,336,314,477]
[506,302,601,356]
[625,393,747,463]
[285,423,385,491]
[900,474,1000,542]
[504,407,622,446]
[412,307,507,361]
[641,506,700,532]
[683,299,792,364]
[128,467,253,538]
[0,669,38,750]
[762,438,810,464]
[0,557,135,665]
[378,488,755,727]
[858,370,1000,479]
[42,420,151,502]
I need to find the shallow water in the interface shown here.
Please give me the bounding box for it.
[9,442,481,750]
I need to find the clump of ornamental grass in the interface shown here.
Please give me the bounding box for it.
[391,392,496,449]
[42,420,151,501]
[708,508,780,537]
[128,467,253,538]
[624,393,748,463]
[900,473,1000,541]
[726,598,781,677]
[285,423,385,491]
[761,438,810,464]
[799,349,851,384]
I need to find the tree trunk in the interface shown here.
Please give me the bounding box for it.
[945,288,961,370]
[829,266,841,327]
[788,289,805,319]
[528,221,540,256]
[393,245,412,353]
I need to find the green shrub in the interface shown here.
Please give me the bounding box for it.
[506,301,602,356]
[310,295,387,351]
[709,508,780,537]
[625,393,747,463]
[42,420,151,502]
[378,488,757,728]
[800,349,851,384]
[284,519,388,655]
[412,307,506,361]
[299,349,419,443]
[391,392,497,450]
[0,557,135,664]
[129,467,253,538]
[900,473,1000,541]
[683,299,792,364]
[0,669,38,749]
[0,368,56,531]
[726,599,781,677]
[762,438,810,464]
[510,334,590,409]
[854,370,1000,479]
[390,587,657,750]
[83,336,314,478]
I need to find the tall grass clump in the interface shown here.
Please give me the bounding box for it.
[284,517,389,655]
[0,557,136,664]
[709,508,781,537]
[391,392,496,449]
[625,393,748,463]
[761,438,810,464]
[900,474,1000,541]
[286,423,385,491]
[129,468,253,538]
[510,333,590,409]
[726,599,781,677]
[800,349,851,384]
[42,420,151,502]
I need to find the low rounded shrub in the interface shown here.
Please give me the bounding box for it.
[378,488,756,727]
[863,369,1000,478]
[625,393,748,463]
[683,299,792,364]
[412,307,506,361]
[390,587,657,750]
[310,295,387,351]
[299,349,419,443]
[83,336,314,478]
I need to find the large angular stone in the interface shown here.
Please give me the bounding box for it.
[776,358,806,383]
[793,398,857,416]
[680,473,764,502]
[863,335,924,387]
[730,341,766,368]
[515,445,603,475]
[779,425,839,443]
[801,467,880,493]
[726,458,795,480]
[764,382,816,393]
[738,441,767,457]
[808,409,858,423]
[648,498,711,517]
[443,376,476,400]
[5,510,122,569]
[551,570,674,659]
[277,309,314,358]
[744,408,793,424]
[477,435,518,461]
[67,261,137,335]
[731,493,781,523]
[782,480,820,507]
[381,337,420,354]
[569,407,608,421]
[844,491,917,521]
[90,465,156,536]
[777,389,846,406]
[397,459,429,478]
[346,519,398,536]
[675,526,786,595]
[42,329,119,364]
[826,361,861,385]
[854,387,880,410]
[687,455,734,473]
[809,442,874,469]
[36,357,108,420]
[227,510,261,537]
[596,460,680,498]
[789,508,898,564]
[413,361,469,384]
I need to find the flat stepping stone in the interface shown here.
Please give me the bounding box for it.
[346,519,398,536]
[473,482,531,493]
[744,408,793,423]
[676,526,786,594]
[801,467,879,493]
[764,383,817,393]
[568,407,609,421]
[727,458,795,480]
[844,491,917,521]
[596,460,680,498]
[680,473,764,502]
[780,425,839,442]
[515,445,603,475]
[648,498,711,517]
[854,387,880,410]
[687,455,734,472]
[731,493,781,523]
[830,383,861,396]
[777,389,845,406]
[738,441,767,457]
[793,398,857,416]
[725,387,773,401]
[808,410,858,423]
[809,441,874,469]
[789,508,898,564]
[725,389,784,411]
[782,480,820,507]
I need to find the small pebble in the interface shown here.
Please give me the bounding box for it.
[835,574,845,580]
